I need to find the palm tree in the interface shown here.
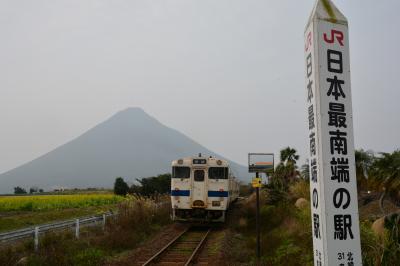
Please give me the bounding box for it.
[272,147,300,189]
[300,159,310,181]
[369,150,400,215]
[280,146,300,166]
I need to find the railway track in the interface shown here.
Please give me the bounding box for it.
[142,226,211,266]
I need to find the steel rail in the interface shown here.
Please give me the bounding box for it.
[141,226,211,266]
[184,228,211,266]
[141,227,190,266]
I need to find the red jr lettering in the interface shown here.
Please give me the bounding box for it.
[305,31,312,52]
[323,30,344,46]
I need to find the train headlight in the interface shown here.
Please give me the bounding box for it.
[217,160,222,165]
[178,159,183,164]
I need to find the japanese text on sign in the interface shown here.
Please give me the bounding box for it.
[304,1,362,265]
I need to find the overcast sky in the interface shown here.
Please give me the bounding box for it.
[1,0,399,173]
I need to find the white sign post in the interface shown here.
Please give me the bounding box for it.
[304,0,362,265]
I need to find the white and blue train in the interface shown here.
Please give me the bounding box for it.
[171,154,240,222]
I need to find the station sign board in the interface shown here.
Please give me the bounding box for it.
[304,0,362,265]
[248,153,274,173]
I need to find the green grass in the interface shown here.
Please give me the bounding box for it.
[0,205,116,233]
[0,197,172,266]
[0,193,124,232]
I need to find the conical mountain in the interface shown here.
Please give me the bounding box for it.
[0,108,249,193]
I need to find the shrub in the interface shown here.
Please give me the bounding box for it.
[268,238,302,265]
[265,188,287,205]
[360,221,382,266]
[229,188,314,265]
[289,179,310,201]
[72,248,104,266]
[99,195,171,250]
[131,174,171,196]
[381,213,400,265]
[114,177,129,196]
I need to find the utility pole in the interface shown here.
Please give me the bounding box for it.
[248,153,274,265]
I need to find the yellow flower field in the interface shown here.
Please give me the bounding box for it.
[0,194,124,212]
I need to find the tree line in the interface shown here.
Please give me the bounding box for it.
[14,186,44,194]
[113,173,171,197]
[268,146,400,216]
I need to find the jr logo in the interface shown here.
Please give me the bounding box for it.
[323,29,344,46]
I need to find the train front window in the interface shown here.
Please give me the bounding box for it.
[172,167,190,179]
[208,167,228,179]
[194,170,205,182]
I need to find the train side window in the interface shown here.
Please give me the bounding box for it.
[172,167,190,179]
[208,167,228,179]
[194,170,205,182]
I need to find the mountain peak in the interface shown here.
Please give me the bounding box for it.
[107,107,155,125]
[0,108,249,193]
[120,107,145,114]
[114,107,148,117]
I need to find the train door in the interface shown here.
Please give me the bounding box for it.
[191,169,207,208]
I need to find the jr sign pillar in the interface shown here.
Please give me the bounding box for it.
[304,0,362,265]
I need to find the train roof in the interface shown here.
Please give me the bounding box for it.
[171,155,229,167]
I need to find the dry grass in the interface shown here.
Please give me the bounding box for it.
[98,195,171,251]
[289,179,310,201]
[359,199,400,221]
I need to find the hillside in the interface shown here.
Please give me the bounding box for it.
[0,108,249,193]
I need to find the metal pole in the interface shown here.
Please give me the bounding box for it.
[256,172,261,262]
[75,219,80,239]
[102,214,106,230]
[34,226,39,252]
